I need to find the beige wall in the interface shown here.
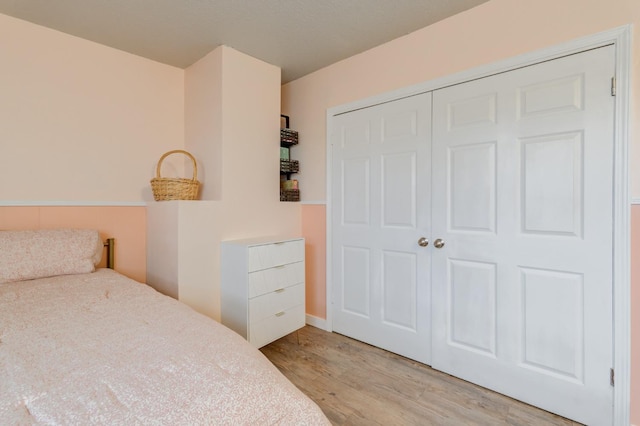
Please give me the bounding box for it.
[182,46,301,319]
[185,45,301,240]
[1,13,302,322]
[0,13,178,295]
[281,0,638,422]
[283,0,639,201]
[185,48,223,201]
[0,13,185,203]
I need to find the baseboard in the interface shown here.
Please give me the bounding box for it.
[305,314,328,331]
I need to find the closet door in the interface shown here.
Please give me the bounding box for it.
[330,92,432,364]
[431,45,615,425]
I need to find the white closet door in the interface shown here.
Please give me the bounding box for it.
[431,45,615,425]
[331,92,432,364]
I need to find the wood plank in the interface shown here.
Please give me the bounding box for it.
[261,326,581,425]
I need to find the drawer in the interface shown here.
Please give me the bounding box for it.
[249,283,304,322]
[247,239,304,272]
[248,261,304,298]
[249,303,305,348]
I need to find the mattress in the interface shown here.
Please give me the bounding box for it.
[0,269,329,425]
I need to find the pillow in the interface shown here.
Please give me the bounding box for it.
[0,229,104,284]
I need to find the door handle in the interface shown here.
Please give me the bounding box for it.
[418,237,429,247]
[434,238,445,249]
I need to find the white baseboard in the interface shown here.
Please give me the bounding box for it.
[300,200,327,205]
[305,314,328,331]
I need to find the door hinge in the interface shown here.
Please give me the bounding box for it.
[611,77,616,96]
[610,368,615,386]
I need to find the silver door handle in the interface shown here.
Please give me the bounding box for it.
[434,238,445,249]
[418,237,429,247]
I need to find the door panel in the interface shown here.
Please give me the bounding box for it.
[521,131,583,236]
[331,93,432,364]
[517,74,583,117]
[448,259,497,355]
[382,152,416,227]
[342,246,370,317]
[382,250,417,329]
[431,45,614,425]
[449,141,497,233]
[342,158,370,225]
[520,267,584,381]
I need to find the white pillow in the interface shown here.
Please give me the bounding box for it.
[0,229,103,284]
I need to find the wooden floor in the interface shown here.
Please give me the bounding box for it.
[261,326,581,426]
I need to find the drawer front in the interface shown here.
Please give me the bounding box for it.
[249,283,304,322]
[249,304,305,348]
[247,239,304,272]
[248,261,304,298]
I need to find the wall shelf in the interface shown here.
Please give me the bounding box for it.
[280,115,300,202]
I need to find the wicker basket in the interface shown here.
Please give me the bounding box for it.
[280,189,300,202]
[280,128,299,146]
[150,150,200,201]
[280,159,300,174]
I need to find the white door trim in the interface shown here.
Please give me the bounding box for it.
[326,25,631,425]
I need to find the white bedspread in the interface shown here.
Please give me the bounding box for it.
[0,269,329,425]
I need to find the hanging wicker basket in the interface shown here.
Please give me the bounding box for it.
[150,150,200,201]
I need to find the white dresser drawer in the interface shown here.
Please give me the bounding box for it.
[247,239,304,272]
[248,261,304,298]
[249,304,305,348]
[221,236,305,348]
[249,283,304,322]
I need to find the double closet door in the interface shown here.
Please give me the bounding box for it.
[330,45,614,425]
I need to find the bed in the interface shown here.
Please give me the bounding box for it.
[0,229,329,425]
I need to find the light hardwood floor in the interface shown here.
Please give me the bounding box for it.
[261,326,581,425]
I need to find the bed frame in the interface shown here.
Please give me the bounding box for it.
[104,238,114,269]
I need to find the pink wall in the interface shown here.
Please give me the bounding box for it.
[0,13,185,203]
[301,204,326,319]
[0,206,146,282]
[282,0,639,422]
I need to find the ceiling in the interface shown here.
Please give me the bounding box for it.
[0,0,490,83]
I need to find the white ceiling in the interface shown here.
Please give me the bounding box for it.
[0,0,490,83]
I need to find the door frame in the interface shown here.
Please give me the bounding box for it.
[325,25,631,425]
